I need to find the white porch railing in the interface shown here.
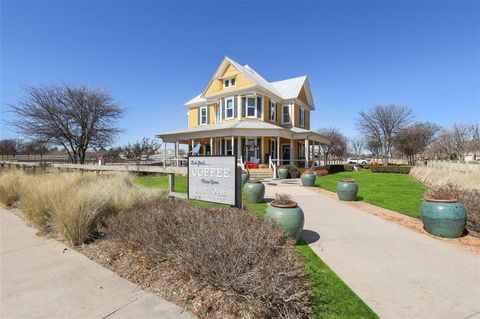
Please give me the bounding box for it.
[237,156,245,170]
[269,155,277,179]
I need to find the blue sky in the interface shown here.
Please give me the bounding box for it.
[1,1,479,146]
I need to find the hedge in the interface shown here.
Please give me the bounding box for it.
[369,166,412,174]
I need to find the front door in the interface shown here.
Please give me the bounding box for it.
[282,145,290,165]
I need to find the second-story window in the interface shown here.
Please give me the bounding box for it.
[224,77,236,88]
[247,97,256,117]
[282,105,291,124]
[299,108,305,127]
[270,100,277,122]
[200,106,208,125]
[225,97,234,119]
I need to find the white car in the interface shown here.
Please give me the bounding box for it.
[347,158,369,165]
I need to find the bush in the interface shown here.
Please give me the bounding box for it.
[370,166,412,174]
[0,169,24,206]
[314,169,329,177]
[282,165,299,178]
[426,184,480,237]
[106,199,311,318]
[14,172,163,245]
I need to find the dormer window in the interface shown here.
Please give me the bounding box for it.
[223,77,236,88]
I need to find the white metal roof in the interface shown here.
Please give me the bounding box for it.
[185,93,206,106]
[270,76,307,100]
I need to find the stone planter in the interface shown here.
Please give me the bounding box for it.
[266,200,304,240]
[336,179,358,201]
[277,167,289,179]
[300,173,316,187]
[244,181,265,204]
[241,172,250,187]
[421,197,467,238]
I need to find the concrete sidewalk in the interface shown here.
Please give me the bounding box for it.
[264,179,480,319]
[0,208,195,319]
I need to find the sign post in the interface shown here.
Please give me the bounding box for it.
[187,155,241,207]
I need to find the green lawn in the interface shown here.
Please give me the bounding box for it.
[315,170,426,218]
[135,175,378,319]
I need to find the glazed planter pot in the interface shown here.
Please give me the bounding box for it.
[266,200,305,240]
[336,179,358,201]
[241,172,250,187]
[277,167,289,179]
[301,173,316,187]
[421,197,467,238]
[244,181,265,204]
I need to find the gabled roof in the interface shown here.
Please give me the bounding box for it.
[188,56,315,109]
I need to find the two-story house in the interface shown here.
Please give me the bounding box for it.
[157,56,329,168]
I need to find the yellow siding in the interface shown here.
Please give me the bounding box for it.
[209,104,215,124]
[294,105,300,127]
[188,107,198,128]
[277,103,282,125]
[263,137,270,158]
[204,64,254,97]
[305,110,310,129]
[298,86,309,105]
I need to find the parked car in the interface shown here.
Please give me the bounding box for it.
[347,158,369,165]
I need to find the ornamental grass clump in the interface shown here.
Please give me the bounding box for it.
[106,199,311,318]
[0,169,24,206]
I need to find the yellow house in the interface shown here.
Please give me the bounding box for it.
[157,56,329,168]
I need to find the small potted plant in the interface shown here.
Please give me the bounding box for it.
[244,180,265,203]
[277,166,289,179]
[300,168,316,187]
[421,185,466,238]
[241,168,250,187]
[266,193,304,240]
[336,178,358,201]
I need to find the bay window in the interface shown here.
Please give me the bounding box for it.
[282,105,291,124]
[247,97,256,117]
[270,100,277,122]
[299,108,305,127]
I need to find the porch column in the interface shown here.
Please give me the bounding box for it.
[210,138,213,156]
[231,136,235,156]
[261,137,264,164]
[191,139,194,148]
[163,142,167,168]
[305,139,309,167]
[175,141,179,167]
[237,96,242,120]
[276,136,280,164]
[290,139,294,164]
[237,136,241,160]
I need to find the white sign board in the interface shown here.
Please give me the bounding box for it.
[188,156,238,206]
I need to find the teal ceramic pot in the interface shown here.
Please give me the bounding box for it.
[241,172,250,187]
[421,197,466,238]
[277,167,289,179]
[266,200,305,240]
[301,173,316,187]
[336,179,358,201]
[244,181,265,203]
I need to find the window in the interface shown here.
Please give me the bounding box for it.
[282,105,291,124]
[225,139,233,155]
[223,77,236,88]
[200,106,208,125]
[299,108,305,127]
[247,97,256,117]
[225,97,234,119]
[270,100,277,122]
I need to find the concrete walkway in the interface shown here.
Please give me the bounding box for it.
[0,208,195,319]
[264,179,480,319]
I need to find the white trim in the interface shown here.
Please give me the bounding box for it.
[199,106,208,125]
[225,96,235,119]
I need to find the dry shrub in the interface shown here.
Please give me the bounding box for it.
[106,199,311,318]
[410,166,480,190]
[17,172,163,245]
[314,169,329,177]
[0,169,24,206]
[426,184,480,237]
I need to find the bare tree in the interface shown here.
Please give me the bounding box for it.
[22,140,49,155]
[123,137,161,164]
[356,104,413,164]
[394,122,440,165]
[365,138,382,160]
[317,127,348,164]
[8,85,124,164]
[0,139,23,155]
[349,137,364,157]
[430,123,480,160]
